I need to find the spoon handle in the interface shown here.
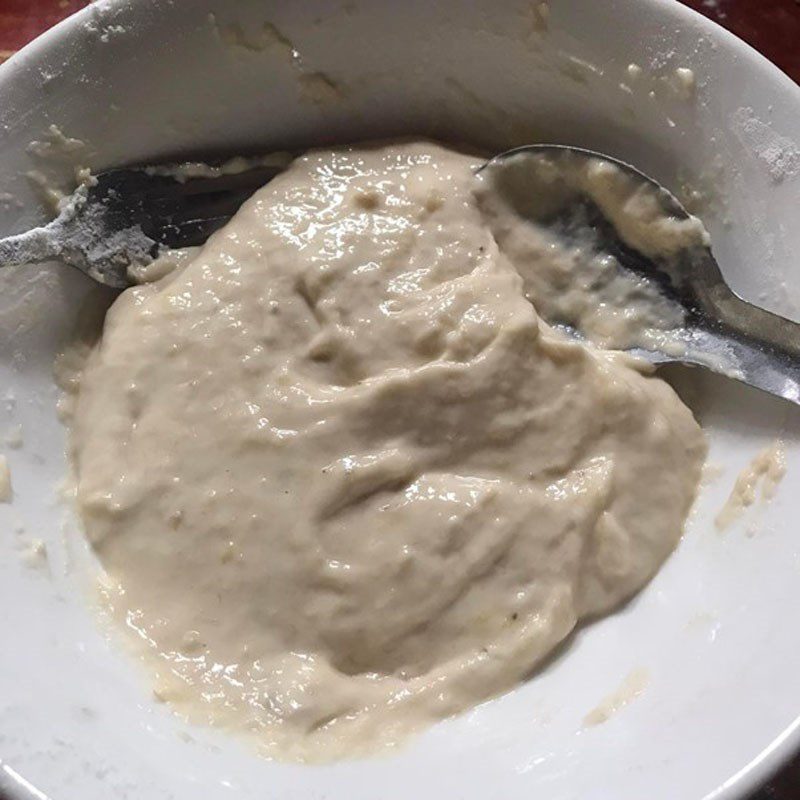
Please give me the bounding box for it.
[706,284,800,357]
[0,224,61,268]
[694,288,800,406]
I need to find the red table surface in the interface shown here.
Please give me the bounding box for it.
[0,1,797,799]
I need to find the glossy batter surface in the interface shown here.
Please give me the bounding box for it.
[68,142,705,760]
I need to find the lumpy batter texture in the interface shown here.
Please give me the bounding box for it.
[68,142,706,760]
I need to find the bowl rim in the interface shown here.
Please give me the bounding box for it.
[0,1,798,799]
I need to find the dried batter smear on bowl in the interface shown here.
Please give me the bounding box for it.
[64,141,706,760]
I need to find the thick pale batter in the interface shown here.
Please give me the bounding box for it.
[67,142,706,760]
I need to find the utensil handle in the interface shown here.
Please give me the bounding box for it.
[0,225,61,268]
[697,289,800,405]
[705,285,800,358]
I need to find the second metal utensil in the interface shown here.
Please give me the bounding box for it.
[0,161,286,288]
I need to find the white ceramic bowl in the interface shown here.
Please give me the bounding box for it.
[1,2,799,799]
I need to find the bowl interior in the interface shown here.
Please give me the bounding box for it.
[0,2,799,799]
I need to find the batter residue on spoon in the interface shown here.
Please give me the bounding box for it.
[65,141,706,760]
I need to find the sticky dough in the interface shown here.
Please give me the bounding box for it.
[67,142,706,760]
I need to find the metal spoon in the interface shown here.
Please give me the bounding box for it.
[479,145,800,407]
[0,145,797,406]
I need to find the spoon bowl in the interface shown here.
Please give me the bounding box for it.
[480,145,800,406]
